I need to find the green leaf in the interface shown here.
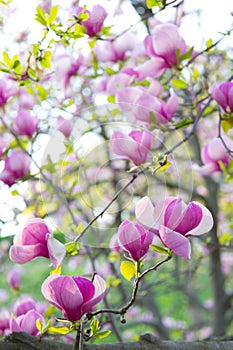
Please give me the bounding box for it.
[49,5,58,24]
[47,326,71,335]
[65,242,80,256]
[146,0,162,9]
[36,319,44,334]
[35,84,47,100]
[151,244,170,255]
[171,78,188,89]
[107,95,115,103]
[120,261,136,281]
[35,7,47,26]
[95,330,111,339]
[222,119,233,133]
[2,52,11,67]
[90,318,100,334]
[206,38,213,48]
[175,117,193,129]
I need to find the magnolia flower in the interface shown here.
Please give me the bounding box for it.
[211,82,233,113]
[7,268,21,291]
[9,310,45,337]
[57,117,73,138]
[78,5,107,36]
[13,297,36,317]
[0,310,10,336]
[0,150,31,186]
[198,137,232,176]
[117,220,153,261]
[13,109,38,137]
[110,129,152,165]
[145,22,188,67]
[9,218,66,269]
[41,274,106,322]
[135,196,213,259]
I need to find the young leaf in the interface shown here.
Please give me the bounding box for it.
[120,261,136,281]
[49,5,58,24]
[95,330,111,339]
[47,326,71,335]
[151,244,170,255]
[146,0,162,9]
[171,78,188,89]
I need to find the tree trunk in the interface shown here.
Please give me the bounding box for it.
[2,333,233,350]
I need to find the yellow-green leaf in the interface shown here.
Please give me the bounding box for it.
[49,5,58,24]
[171,78,188,89]
[222,119,233,133]
[95,330,111,339]
[150,244,169,255]
[47,326,71,335]
[120,261,136,281]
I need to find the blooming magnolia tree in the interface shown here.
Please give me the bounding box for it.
[0,1,233,349]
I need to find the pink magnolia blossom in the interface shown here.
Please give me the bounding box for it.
[211,82,233,113]
[7,268,21,291]
[41,274,106,322]
[9,310,45,337]
[198,137,232,176]
[134,90,178,124]
[57,117,74,138]
[117,220,153,261]
[0,150,31,186]
[145,22,188,67]
[14,297,36,317]
[9,218,66,268]
[78,5,107,36]
[54,54,84,91]
[110,129,152,165]
[0,310,10,336]
[135,196,213,259]
[0,79,17,106]
[13,109,38,137]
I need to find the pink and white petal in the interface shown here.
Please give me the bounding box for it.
[21,218,50,245]
[152,23,180,57]
[9,244,49,264]
[144,36,156,56]
[194,163,218,176]
[82,275,106,314]
[174,202,202,235]
[164,198,187,230]
[159,225,191,259]
[164,91,179,119]
[136,57,167,80]
[47,234,66,268]
[41,274,65,311]
[72,276,95,303]
[9,316,22,333]
[186,202,213,236]
[208,138,228,161]
[135,196,156,229]
[21,310,43,336]
[152,197,176,226]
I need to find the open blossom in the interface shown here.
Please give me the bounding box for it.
[116,87,178,124]
[9,218,66,269]
[9,310,45,337]
[0,78,17,106]
[41,274,106,322]
[77,4,107,36]
[135,196,213,259]
[110,129,152,165]
[145,22,188,67]
[211,82,233,113]
[0,310,10,336]
[198,137,232,176]
[0,150,31,186]
[13,109,38,137]
[117,220,153,261]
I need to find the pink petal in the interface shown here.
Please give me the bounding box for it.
[135,196,156,228]
[174,202,202,235]
[9,244,49,264]
[21,218,50,245]
[164,91,179,119]
[187,202,213,236]
[72,276,95,303]
[164,198,187,230]
[82,275,106,314]
[159,225,191,259]
[47,234,66,268]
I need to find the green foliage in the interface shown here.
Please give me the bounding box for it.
[90,318,111,339]
[171,78,188,89]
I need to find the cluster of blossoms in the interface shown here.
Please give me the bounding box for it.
[1,0,233,345]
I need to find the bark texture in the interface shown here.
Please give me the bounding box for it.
[2,333,233,350]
